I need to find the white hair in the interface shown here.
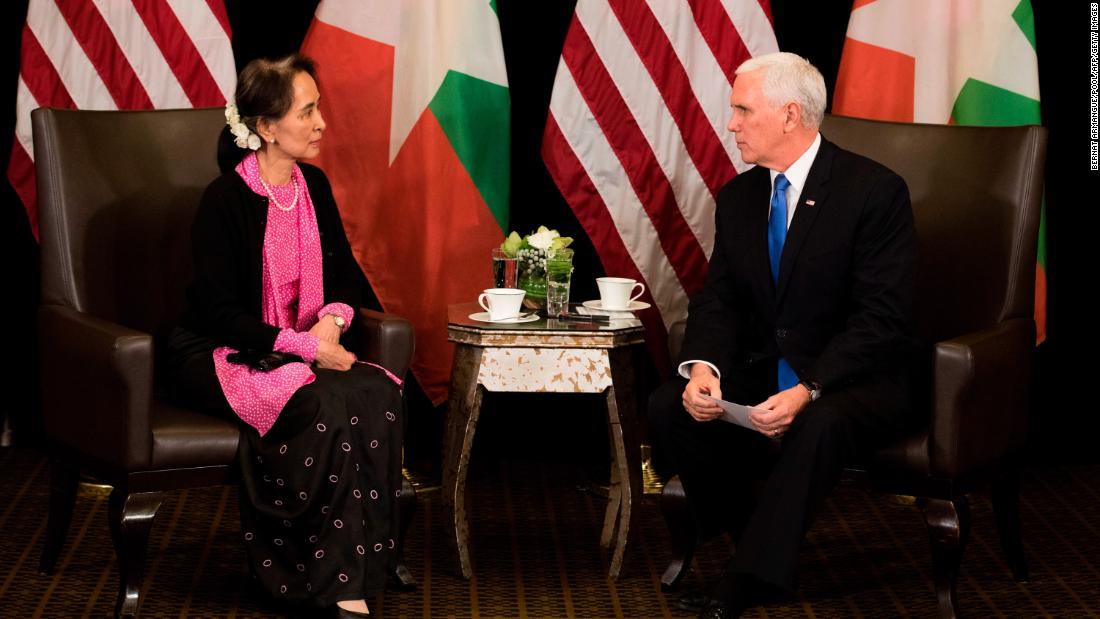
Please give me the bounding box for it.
[735,52,827,129]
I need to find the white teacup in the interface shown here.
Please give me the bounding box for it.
[478,288,526,321]
[596,277,645,310]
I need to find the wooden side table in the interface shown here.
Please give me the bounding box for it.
[442,303,646,579]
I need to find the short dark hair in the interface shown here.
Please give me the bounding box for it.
[217,53,318,171]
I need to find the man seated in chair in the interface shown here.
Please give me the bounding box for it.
[648,52,920,618]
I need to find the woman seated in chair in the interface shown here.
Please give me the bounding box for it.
[163,53,402,617]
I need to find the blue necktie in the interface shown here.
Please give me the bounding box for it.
[768,174,790,284]
[768,174,799,391]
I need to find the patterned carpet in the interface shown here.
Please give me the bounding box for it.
[1,443,1099,618]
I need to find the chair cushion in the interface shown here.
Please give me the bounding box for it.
[151,401,240,469]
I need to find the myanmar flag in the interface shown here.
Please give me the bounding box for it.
[833,0,1046,343]
[302,0,510,403]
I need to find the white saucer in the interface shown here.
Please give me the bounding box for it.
[582,299,651,312]
[468,312,540,324]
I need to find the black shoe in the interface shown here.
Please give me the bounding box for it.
[677,589,714,613]
[701,570,752,618]
[697,599,743,619]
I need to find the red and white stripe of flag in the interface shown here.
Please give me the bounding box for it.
[10,0,236,238]
[542,0,777,369]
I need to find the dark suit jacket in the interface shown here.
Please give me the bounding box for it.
[679,137,918,414]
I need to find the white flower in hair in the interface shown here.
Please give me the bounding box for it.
[225,100,260,150]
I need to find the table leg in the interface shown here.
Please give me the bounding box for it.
[441,344,484,580]
[600,430,622,549]
[604,346,642,580]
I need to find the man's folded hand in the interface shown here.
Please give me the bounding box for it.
[682,363,724,421]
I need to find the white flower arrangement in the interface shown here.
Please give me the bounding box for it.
[526,227,558,251]
[500,226,573,280]
[225,101,261,151]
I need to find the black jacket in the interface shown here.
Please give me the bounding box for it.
[679,137,918,410]
[181,163,365,354]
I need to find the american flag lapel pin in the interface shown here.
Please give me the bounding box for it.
[804,199,815,206]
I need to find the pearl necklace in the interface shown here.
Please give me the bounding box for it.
[259,170,299,212]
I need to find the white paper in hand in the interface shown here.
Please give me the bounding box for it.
[699,394,766,432]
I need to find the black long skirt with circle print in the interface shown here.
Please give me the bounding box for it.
[160,329,405,609]
[236,365,405,606]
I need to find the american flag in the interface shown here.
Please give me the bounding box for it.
[10,0,236,238]
[542,0,777,369]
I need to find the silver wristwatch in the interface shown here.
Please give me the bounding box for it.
[800,380,822,402]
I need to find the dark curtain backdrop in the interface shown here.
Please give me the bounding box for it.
[1,0,1092,463]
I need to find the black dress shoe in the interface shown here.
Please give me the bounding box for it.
[677,589,713,613]
[698,570,753,618]
[697,599,743,619]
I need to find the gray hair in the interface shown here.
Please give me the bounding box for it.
[735,52,826,129]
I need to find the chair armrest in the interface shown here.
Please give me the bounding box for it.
[38,304,154,472]
[350,308,415,380]
[929,317,1034,478]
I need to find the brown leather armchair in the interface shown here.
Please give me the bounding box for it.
[34,107,417,617]
[658,116,1047,618]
